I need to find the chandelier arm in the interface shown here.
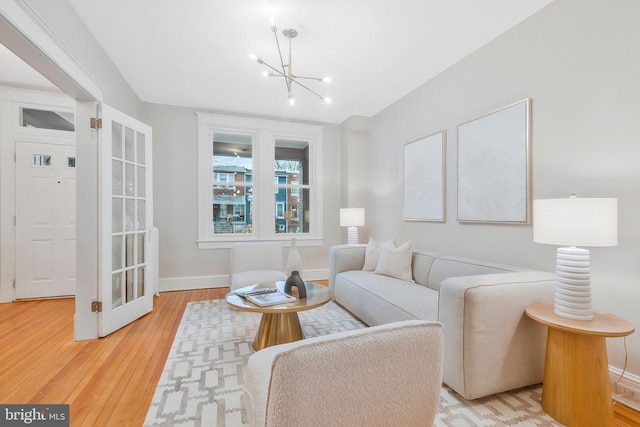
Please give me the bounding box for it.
[289,77,325,100]
[272,27,291,93]
[260,60,287,77]
[288,32,293,80]
[290,75,324,82]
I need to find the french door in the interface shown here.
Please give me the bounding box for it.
[99,105,153,336]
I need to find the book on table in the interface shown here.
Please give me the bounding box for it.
[246,291,297,307]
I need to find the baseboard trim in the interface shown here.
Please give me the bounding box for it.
[610,367,640,411]
[0,282,13,303]
[158,268,329,293]
[159,275,229,292]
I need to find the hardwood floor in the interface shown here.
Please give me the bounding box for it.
[0,288,228,426]
[1,288,638,426]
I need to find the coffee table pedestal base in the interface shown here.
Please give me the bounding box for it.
[253,312,303,351]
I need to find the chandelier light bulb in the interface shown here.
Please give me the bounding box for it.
[289,97,295,106]
[324,97,332,104]
[262,71,269,78]
[322,77,332,83]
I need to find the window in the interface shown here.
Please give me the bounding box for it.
[20,107,75,131]
[197,113,323,248]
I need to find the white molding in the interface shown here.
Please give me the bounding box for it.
[0,0,103,101]
[0,281,13,303]
[158,268,329,293]
[610,366,640,411]
[196,238,324,250]
[0,85,72,105]
[159,275,229,292]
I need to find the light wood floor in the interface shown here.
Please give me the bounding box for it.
[1,288,638,427]
[0,288,227,426]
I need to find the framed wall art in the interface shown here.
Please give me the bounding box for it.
[457,99,530,224]
[403,130,446,222]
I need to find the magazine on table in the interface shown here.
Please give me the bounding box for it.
[233,286,279,299]
[246,291,297,307]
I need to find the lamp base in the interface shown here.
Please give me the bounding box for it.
[554,247,593,321]
[346,226,359,245]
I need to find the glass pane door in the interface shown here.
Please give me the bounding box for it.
[100,104,153,337]
[111,122,147,308]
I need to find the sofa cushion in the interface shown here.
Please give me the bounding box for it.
[411,250,439,287]
[335,270,438,321]
[374,240,413,281]
[427,256,524,291]
[362,237,395,271]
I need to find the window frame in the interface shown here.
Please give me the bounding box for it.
[196,113,323,249]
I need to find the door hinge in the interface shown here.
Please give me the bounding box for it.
[90,117,102,129]
[91,301,103,312]
[12,279,15,290]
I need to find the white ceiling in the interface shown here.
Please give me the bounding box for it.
[3,1,554,124]
[0,43,58,92]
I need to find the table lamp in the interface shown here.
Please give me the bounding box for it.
[533,194,617,320]
[340,208,365,244]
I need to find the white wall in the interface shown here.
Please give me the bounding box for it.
[360,0,640,378]
[142,103,343,289]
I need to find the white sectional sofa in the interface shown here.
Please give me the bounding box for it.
[328,243,556,400]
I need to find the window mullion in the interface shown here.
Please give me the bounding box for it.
[256,130,275,240]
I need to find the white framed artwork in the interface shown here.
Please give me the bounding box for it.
[457,99,530,224]
[403,130,446,222]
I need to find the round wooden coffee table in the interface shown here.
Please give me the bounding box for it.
[225,281,333,351]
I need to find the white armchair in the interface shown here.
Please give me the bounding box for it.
[244,320,443,427]
[229,243,287,291]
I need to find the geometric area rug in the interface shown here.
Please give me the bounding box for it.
[143,299,563,427]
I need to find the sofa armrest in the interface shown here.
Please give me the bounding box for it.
[438,271,555,399]
[328,244,366,293]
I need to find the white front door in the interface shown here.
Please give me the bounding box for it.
[15,141,76,299]
[99,104,153,336]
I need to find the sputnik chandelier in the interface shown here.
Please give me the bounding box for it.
[251,21,331,105]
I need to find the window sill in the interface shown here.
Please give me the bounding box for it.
[196,238,324,250]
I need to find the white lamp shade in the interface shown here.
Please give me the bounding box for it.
[533,197,617,247]
[340,208,365,227]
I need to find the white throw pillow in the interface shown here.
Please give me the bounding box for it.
[362,237,396,271]
[374,240,413,282]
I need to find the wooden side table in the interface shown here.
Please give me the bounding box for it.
[526,304,635,427]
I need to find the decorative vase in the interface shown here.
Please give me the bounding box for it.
[286,238,303,272]
[284,270,307,298]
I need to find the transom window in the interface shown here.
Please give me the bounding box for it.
[20,106,75,131]
[197,113,323,248]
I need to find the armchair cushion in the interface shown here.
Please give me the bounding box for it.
[230,270,287,291]
[229,243,286,291]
